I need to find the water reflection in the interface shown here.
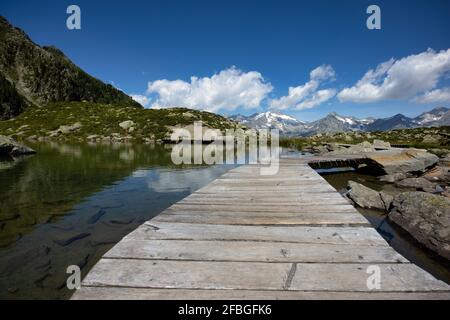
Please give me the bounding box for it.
[0,142,234,299]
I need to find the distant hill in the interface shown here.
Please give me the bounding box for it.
[0,16,141,120]
[230,107,450,136]
[0,102,239,142]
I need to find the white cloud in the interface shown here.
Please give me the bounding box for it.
[414,87,450,104]
[146,67,273,112]
[310,64,336,81]
[131,94,151,107]
[295,89,337,110]
[269,65,336,110]
[338,48,450,103]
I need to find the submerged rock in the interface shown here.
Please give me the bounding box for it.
[0,135,36,156]
[389,192,450,260]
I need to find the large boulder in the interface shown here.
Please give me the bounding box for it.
[58,122,82,134]
[373,139,391,149]
[119,120,135,131]
[346,181,392,211]
[0,135,36,156]
[389,192,450,260]
[367,148,439,175]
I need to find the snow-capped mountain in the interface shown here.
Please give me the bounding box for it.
[229,107,450,136]
[413,107,449,126]
[229,111,308,132]
[306,112,375,135]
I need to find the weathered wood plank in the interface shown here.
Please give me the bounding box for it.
[82,259,291,290]
[81,259,449,292]
[125,223,388,246]
[167,203,358,214]
[72,287,450,300]
[104,239,408,263]
[179,198,351,206]
[152,213,371,226]
[290,263,450,292]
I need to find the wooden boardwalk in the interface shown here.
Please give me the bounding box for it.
[72,158,450,299]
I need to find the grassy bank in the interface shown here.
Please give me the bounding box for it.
[280,126,450,154]
[0,102,240,142]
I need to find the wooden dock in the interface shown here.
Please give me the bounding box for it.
[72,158,450,299]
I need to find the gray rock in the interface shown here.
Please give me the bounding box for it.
[0,135,36,156]
[389,192,450,260]
[379,172,409,183]
[395,177,439,193]
[119,120,135,130]
[347,181,387,211]
[380,191,394,210]
[58,122,82,134]
[373,139,391,149]
[368,148,439,175]
[421,166,450,183]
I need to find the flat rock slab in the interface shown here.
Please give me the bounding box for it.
[73,159,450,300]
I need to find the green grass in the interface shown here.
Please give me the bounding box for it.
[0,102,240,142]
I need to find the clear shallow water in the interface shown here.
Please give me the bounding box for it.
[320,170,450,285]
[0,142,236,299]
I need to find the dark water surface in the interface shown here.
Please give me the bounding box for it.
[320,170,450,285]
[0,142,236,299]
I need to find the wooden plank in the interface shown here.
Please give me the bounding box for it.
[178,199,351,206]
[152,213,371,226]
[72,287,450,300]
[81,259,449,292]
[125,223,388,246]
[82,259,291,290]
[104,239,409,263]
[179,198,351,206]
[167,203,358,214]
[290,263,450,292]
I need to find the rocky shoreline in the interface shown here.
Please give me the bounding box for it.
[312,140,450,261]
[0,135,36,157]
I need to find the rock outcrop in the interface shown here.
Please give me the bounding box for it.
[389,192,450,260]
[367,148,439,175]
[0,135,36,156]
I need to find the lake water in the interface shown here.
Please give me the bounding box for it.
[1,144,449,299]
[0,142,237,299]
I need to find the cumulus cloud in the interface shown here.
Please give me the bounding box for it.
[338,48,450,103]
[269,65,336,110]
[414,87,450,104]
[146,67,273,112]
[131,94,151,107]
[310,64,336,81]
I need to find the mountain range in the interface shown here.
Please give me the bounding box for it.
[0,16,141,120]
[230,107,450,136]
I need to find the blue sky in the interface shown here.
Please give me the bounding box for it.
[2,0,450,121]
